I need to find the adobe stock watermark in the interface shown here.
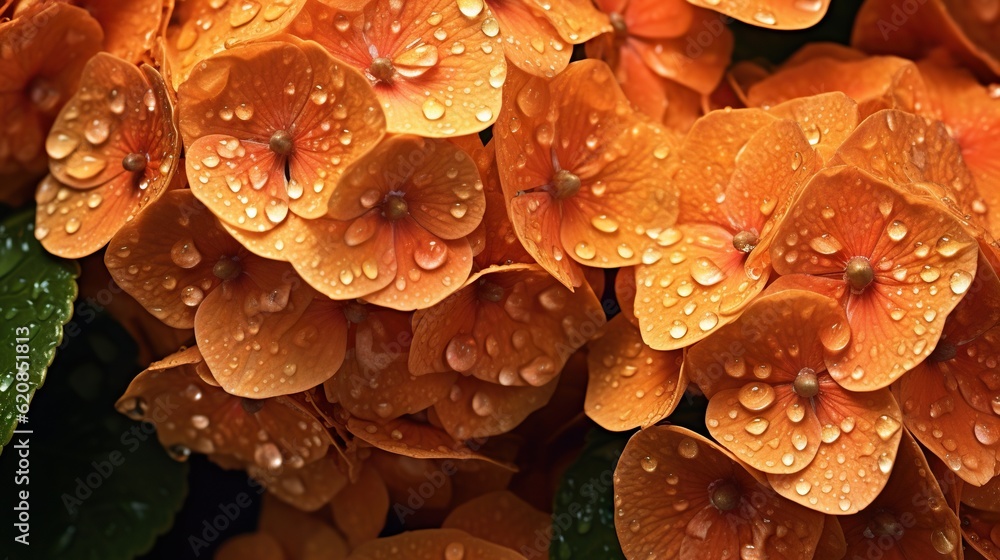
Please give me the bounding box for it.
[875,0,930,40]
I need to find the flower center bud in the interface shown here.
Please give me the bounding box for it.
[552,169,581,199]
[710,481,740,512]
[793,367,820,398]
[241,398,265,414]
[732,230,759,253]
[369,57,396,84]
[269,129,294,156]
[344,302,369,324]
[610,12,628,36]
[213,257,242,281]
[122,152,147,173]
[383,195,408,221]
[866,511,903,539]
[479,280,504,302]
[928,341,957,363]
[845,256,875,291]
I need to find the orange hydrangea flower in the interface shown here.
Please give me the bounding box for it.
[477,0,610,78]
[37,53,180,258]
[838,430,963,559]
[0,4,102,190]
[690,0,830,30]
[586,0,732,127]
[16,0,167,63]
[115,346,346,510]
[686,288,904,514]
[179,39,386,241]
[106,190,350,398]
[289,0,506,136]
[164,0,307,89]
[614,425,826,558]
[330,465,389,547]
[632,96,854,351]
[494,60,678,288]
[442,490,551,557]
[769,165,979,390]
[897,247,1000,486]
[853,0,1000,81]
[349,528,528,559]
[218,494,349,560]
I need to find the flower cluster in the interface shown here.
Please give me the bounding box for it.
[3,0,1000,558]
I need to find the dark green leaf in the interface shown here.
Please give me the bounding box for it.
[0,209,78,454]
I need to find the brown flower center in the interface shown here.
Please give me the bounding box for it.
[732,230,759,253]
[928,341,957,363]
[213,257,242,281]
[344,302,369,324]
[122,152,147,173]
[479,280,504,302]
[269,129,294,156]
[845,256,875,291]
[552,169,581,199]
[710,481,740,512]
[793,367,820,398]
[369,57,396,84]
[383,195,408,221]
[610,12,627,36]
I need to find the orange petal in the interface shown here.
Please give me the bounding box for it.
[615,266,639,327]
[409,266,605,386]
[470,141,533,268]
[346,416,513,468]
[434,374,558,439]
[833,108,986,229]
[899,326,1000,486]
[585,314,686,430]
[769,166,980,390]
[963,476,1000,514]
[628,8,733,94]
[0,4,103,175]
[814,516,847,560]
[164,0,306,89]
[346,529,527,560]
[496,61,677,278]
[917,61,1000,238]
[633,223,767,350]
[610,44,703,129]
[442,491,551,554]
[490,0,572,77]
[687,0,829,30]
[292,0,505,137]
[528,0,611,44]
[615,0,696,38]
[330,466,389,547]
[260,493,350,559]
[115,347,333,468]
[38,59,179,258]
[196,271,349,398]
[838,429,962,558]
[104,189,242,329]
[240,452,348,512]
[960,504,1000,560]
[216,533,286,560]
[765,92,860,162]
[614,425,824,559]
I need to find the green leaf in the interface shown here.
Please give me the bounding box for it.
[0,209,78,454]
[550,429,629,560]
[0,314,188,560]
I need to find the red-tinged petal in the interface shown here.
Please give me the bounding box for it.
[0,4,103,174]
[899,326,1000,486]
[770,166,979,390]
[442,491,551,554]
[585,314,685,430]
[621,0,696,39]
[292,0,505,137]
[196,276,349,398]
[164,0,306,90]
[409,266,604,385]
[330,466,389,547]
[633,223,767,351]
[964,476,1000,514]
[216,533,286,560]
[345,416,514,468]
[832,109,986,229]
[115,347,333,467]
[259,493,350,559]
[105,189,243,329]
[347,529,527,560]
[326,349,455,422]
[768,383,902,514]
[687,0,829,30]
[917,61,1000,238]
[226,213,398,301]
[614,426,824,559]
[435,374,558,440]
[961,505,1000,560]
[838,430,962,558]
[489,0,572,78]
[362,219,473,310]
[611,44,703,129]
